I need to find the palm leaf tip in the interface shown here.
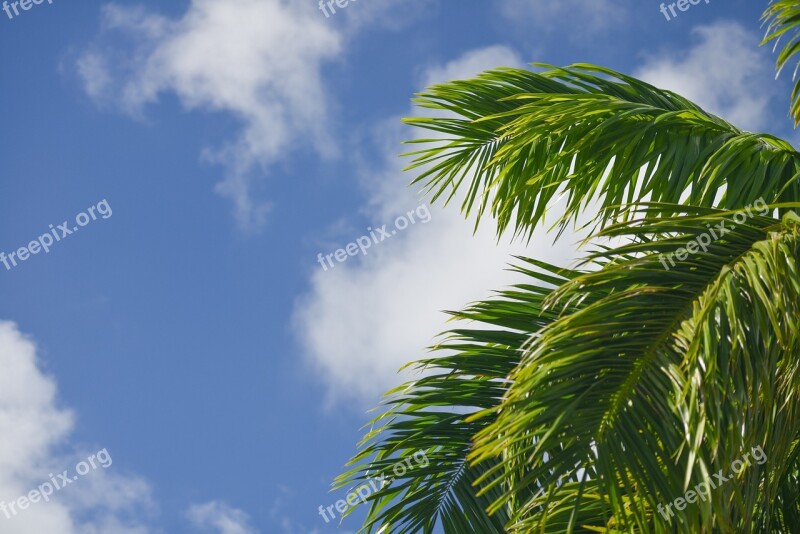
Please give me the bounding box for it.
[762,0,800,127]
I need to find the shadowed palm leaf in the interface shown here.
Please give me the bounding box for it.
[335,261,579,533]
[473,205,800,532]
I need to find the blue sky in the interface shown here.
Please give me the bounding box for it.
[0,0,790,532]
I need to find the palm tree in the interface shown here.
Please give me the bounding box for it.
[336,2,800,532]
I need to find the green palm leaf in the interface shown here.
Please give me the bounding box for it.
[334,260,579,533]
[762,0,800,126]
[472,205,800,532]
[340,8,800,530]
[404,64,800,240]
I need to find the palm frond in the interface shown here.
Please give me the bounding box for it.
[762,0,800,126]
[404,64,800,240]
[335,260,580,533]
[472,204,800,532]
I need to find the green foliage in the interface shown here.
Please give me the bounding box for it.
[474,206,800,532]
[404,65,800,240]
[335,260,578,533]
[763,0,800,126]
[338,2,800,532]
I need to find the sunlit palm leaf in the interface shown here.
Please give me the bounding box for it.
[762,0,800,126]
[404,64,800,239]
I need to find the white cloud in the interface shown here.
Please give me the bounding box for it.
[419,45,522,89]
[499,0,625,33]
[78,0,342,232]
[0,321,154,533]
[0,320,261,532]
[294,46,588,406]
[636,21,778,132]
[76,0,436,233]
[187,501,258,534]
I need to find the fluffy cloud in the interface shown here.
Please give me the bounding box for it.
[294,46,588,406]
[187,501,258,534]
[636,21,779,132]
[0,321,257,533]
[77,0,342,232]
[0,321,154,533]
[76,0,435,233]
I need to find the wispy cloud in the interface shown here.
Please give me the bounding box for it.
[0,321,154,533]
[77,0,342,232]
[76,0,436,234]
[636,21,779,132]
[187,501,258,534]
